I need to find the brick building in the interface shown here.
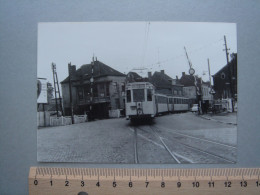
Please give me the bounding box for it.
[180,72,202,104]
[61,58,126,119]
[148,70,183,96]
[212,53,237,100]
[180,72,213,106]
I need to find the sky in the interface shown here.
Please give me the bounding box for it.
[37,22,237,85]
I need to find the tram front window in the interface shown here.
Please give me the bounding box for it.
[133,89,145,102]
[147,89,152,101]
[126,90,131,102]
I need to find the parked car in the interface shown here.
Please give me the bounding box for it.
[190,104,198,113]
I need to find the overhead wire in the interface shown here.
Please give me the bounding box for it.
[145,37,224,73]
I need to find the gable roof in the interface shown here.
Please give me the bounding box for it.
[149,71,173,89]
[213,53,237,77]
[179,72,202,87]
[61,60,125,84]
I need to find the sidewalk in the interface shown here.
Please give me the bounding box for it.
[199,112,237,125]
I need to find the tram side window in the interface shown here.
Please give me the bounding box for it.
[147,89,152,101]
[126,90,131,102]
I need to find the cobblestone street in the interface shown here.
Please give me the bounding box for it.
[38,112,237,163]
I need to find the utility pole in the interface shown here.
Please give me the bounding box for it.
[223,35,234,112]
[68,62,74,124]
[89,56,95,120]
[208,59,216,107]
[52,63,64,117]
[207,59,212,87]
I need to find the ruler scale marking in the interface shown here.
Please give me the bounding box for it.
[29,167,260,195]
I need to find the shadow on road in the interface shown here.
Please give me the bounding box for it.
[127,118,156,127]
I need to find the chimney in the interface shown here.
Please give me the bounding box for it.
[69,65,76,75]
[148,72,152,78]
[161,70,164,74]
[182,72,185,77]
[176,76,178,80]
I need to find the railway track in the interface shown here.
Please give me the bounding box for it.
[131,126,181,164]
[150,125,236,163]
[133,127,139,164]
[130,124,236,164]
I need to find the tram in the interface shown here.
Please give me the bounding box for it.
[125,82,189,120]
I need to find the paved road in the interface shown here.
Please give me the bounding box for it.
[38,112,237,163]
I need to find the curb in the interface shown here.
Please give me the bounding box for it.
[199,115,237,126]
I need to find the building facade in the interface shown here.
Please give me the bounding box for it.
[180,72,213,108]
[180,72,202,104]
[61,59,126,119]
[148,70,184,96]
[212,53,237,100]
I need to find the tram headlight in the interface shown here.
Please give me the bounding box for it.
[137,108,143,115]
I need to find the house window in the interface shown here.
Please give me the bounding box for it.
[84,85,91,99]
[93,85,98,97]
[99,84,105,97]
[221,72,226,79]
[78,89,83,100]
[106,83,110,96]
[115,98,120,109]
[121,83,125,92]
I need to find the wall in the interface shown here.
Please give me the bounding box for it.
[183,86,196,99]
[201,85,213,101]
[106,76,126,110]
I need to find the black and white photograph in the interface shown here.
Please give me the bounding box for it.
[37,22,237,164]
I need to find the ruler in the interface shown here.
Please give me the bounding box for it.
[29,167,260,195]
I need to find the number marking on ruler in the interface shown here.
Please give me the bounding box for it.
[29,167,260,195]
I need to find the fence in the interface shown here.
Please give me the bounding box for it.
[74,115,88,124]
[50,116,72,126]
[37,112,88,127]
